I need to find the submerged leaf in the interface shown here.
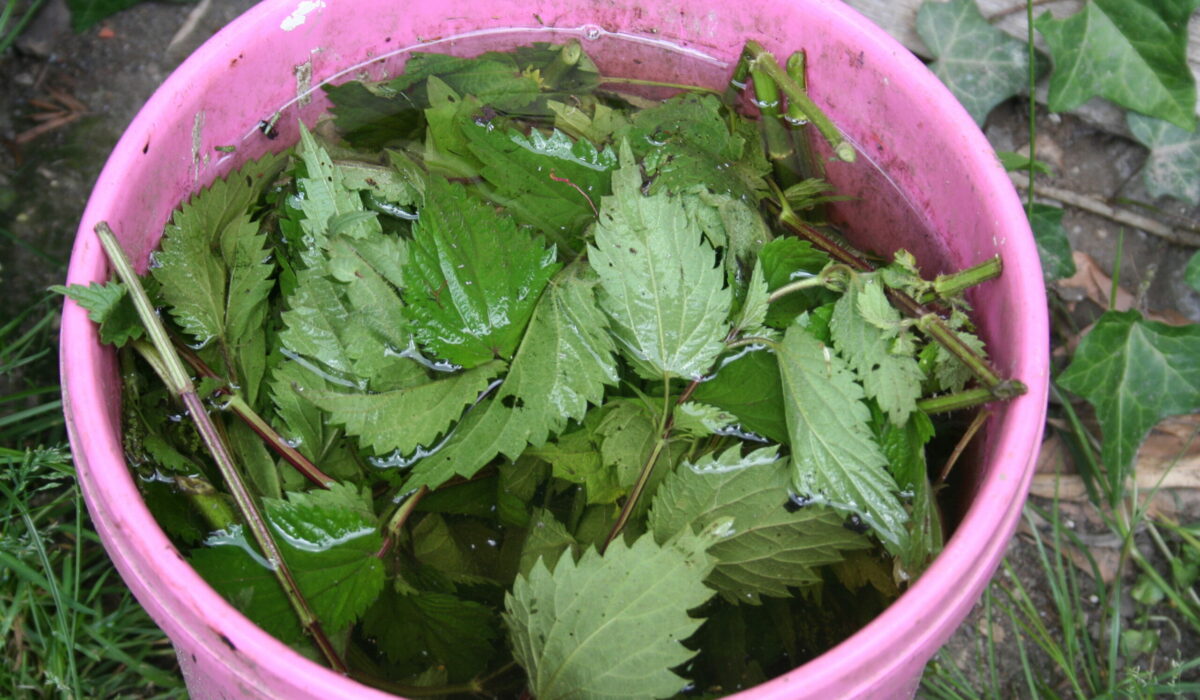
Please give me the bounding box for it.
[363,588,498,682]
[504,531,716,699]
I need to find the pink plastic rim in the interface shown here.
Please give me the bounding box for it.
[61,1,1048,698]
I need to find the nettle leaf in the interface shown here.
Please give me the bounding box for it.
[732,260,770,337]
[1029,203,1076,282]
[597,399,660,487]
[401,263,618,492]
[549,99,629,145]
[931,328,988,394]
[504,531,716,700]
[517,508,579,579]
[1127,112,1200,206]
[324,80,424,150]
[528,427,623,505]
[189,492,384,643]
[673,402,738,439]
[1035,0,1199,130]
[54,280,144,347]
[590,146,732,380]
[305,360,506,456]
[759,237,833,329]
[1058,310,1200,476]
[777,325,907,546]
[649,446,868,602]
[404,177,560,368]
[917,0,1036,124]
[874,409,935,492]
[830,275,923,425]
[364,588,498,682]
[465,123,617,246]
[295,125,380,264]
[497,261,619,446]
[693,349,787,444]
[387,51,543,112]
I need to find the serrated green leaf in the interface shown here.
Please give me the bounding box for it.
[497,261,619,446]
[336,159,421,208]
[324,80,425,150]
[422,77,486,179]
[649,446,868,602]
[731,260,771,338]
[404,177,560,368]
[386,51,543,112]
[672,402,738,439]
[465,123,616,246]
[1127,112,1200,206]
[529,427,622,505]
[597,399,660,487]
[411,513,497,583]
[504,531,716,700]
[295,126,380,265]
[549,99,629,144]
[874,409,935,492]
[680,187,773,275]
[54,280,144,347]
[777,325,907,546]
[1029,203,1076,282]
[400,397,531,492]
[189,495,384,643]
[759,237,833,329]
[518,509,578,578]
[590,145,731,380]
[304,360,505,457]
[932,328,988,394]
[917,0,1037,124]
[226,420,281,500]
[1035,0,1199,129]
[1058,310,1200,477]
[830,276,923,425]
[693,349,787,444]
[363,588,498,681]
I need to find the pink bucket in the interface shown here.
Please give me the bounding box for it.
[61,1,1049,697]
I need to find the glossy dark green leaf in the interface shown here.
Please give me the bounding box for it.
[692,349,787,444]
[363,588,498,681]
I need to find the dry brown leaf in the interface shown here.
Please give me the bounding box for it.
[1056,251,1191,325]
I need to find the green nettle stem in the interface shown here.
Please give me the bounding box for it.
[743,40,855,163]
[602,383,674,552]
[541,38,582,86]
[929,256,1003,301]
[749,66,794,161]
[600,76,722,95]
[377,486,428,558]
[95,222,347,674]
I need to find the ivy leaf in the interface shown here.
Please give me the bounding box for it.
[917,0,1037,124]
[590,145,731,380]
[403,177,560,368]
[830,275,923,425]
[1035,0,1199,130]
[693,349,787,444]
[648,446,868,603]
[54,280,144,347]
[189,492,385,643]
[464,123,617,246]
[1186,251,1200,293]
[777,325,907,546]
[1127,112,1200,206]
[1057,310,1200,477]
[304,360,506,457]
[363,588,498,682]
[1029,203,1077,282]
[504,531,716,700]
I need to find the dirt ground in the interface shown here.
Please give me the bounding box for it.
[2,1,1198,696]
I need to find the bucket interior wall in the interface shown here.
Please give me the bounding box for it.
[61,1,1048,698]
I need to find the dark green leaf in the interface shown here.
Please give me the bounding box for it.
[324,81,425,150]
[517,508,578,578]
[693,348,788,444]
[759,237,833,328]
[1035,0,1199,129]
[1058,310,1200,476]
[189,492,385,643]
[404,177,560,368]
[648,446,868,602]
[363,588,498,681]
[1029,203,1076,282]
[1186,251,1200,293]
[777,325,907,546]
[917,0,1037,124]
[504,531,716,699]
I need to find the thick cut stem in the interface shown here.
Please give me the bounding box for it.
[743,41,855,163]
[94,222,347,673]
[929,256,1003,301]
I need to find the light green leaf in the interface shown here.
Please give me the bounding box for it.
[1127,112,1200,206]
[363,588,498,682]
[778,325,907,546]
[549,99,629,145]
[296,125,380,263]
[1186,251,1200,293]
[649,446,868,602]
[403,177,560,368]
[336,160,421,207]
[304,360,506,457]
[497,261,619,446]
[733,259,770,336]
[529,427,622,505]
[597,399,660,486]
[189,493,384,643]
[504,531,716,700]
[1029,203,1076,282]
[54,280,144,347]
[830,275,923,425]
[1058,310,1200,476]
[590,145,731,380]
[917,0,1036,124]
[518,509,578,578]
[400,397,532,492]
[672,402,738,439]
[932,328,988,394]
[1035,0,1199,130]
